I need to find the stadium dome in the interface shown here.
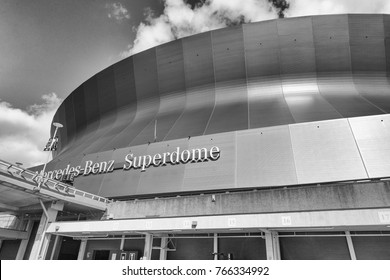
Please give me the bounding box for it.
[45,14,390,198]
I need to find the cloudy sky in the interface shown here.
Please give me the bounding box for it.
[1,0,390,167]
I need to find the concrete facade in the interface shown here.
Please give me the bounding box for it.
[108,181,390,219]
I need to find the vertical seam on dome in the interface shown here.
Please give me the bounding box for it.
[234,131,238,187]
[312,16,344,120]
[162,39,188,141]
[356,89,388,114]
[102,58,139,150]
[203,31,217,135]
[242,24,250,130]
[153,46,163,142]
[98,66,120,151]
[347,15,353,74]
[384,14,390,74]
[309,16,343,119]
[276,18,297,124]
[129,48,161,146]
[348,15,388,115]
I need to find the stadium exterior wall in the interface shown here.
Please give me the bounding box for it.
[2,14,390,261]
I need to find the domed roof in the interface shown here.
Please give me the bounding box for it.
[52,14,390,160]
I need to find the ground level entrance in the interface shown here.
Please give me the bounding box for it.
[48,230,390,260]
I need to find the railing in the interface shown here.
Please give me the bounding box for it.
[0,159,113,205]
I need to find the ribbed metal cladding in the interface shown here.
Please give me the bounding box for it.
[51,14,390,168]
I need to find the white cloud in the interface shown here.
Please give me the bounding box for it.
[121,0,390,58]
[286,0,390,17]
[106,2,130,22]
[121,0,279,57]
[0,93,62,168]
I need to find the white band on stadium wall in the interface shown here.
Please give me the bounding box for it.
[44,146,220,180]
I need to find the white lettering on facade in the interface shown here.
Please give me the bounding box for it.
[124,154,133,170]
[84,160,93,175]
[107,160,115,172]
[45,146,220,179]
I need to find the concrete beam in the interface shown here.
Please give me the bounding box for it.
[107,181,390,219]
[46,208,390,235]
[0,228,28,240]
[0,202,19,212]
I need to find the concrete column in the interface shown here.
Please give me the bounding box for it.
[213,233,218,260]
[77,239,88,260]
[264,231,280,260]
[29,211,49,259]
[39,232,52,260]
[159,237,168,260]
[49,235,60,260]
[15,219,34,260]
[345,231,357,260]
[143,233,153,260]
[29,201,63,260]
[272,232,280,260]
[120,235,125,250]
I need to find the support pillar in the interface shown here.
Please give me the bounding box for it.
[77,239,88,260]
[40,232,51,260]
[273,232,280,260]
[15,219,34,260]
[143,233,153,260]
[120,235,125,250]
[159,237,168,260]
[345,231,357,260]
[213,233,218,260]
[29,201,63,260]
[50,235,61,260]
[264,231,280,260]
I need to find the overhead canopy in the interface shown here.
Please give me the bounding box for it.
[0,160,111,213]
